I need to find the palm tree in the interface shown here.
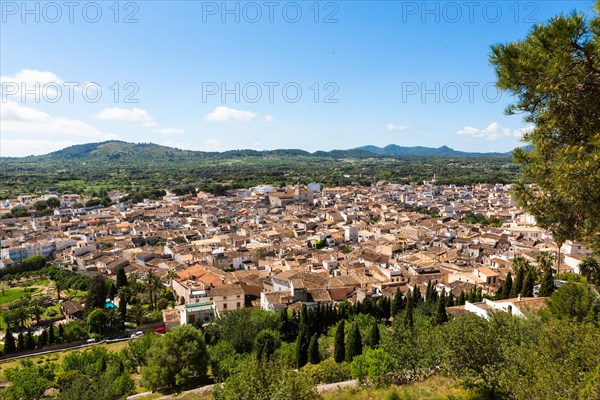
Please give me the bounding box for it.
[129,304,147,326]
[105,307,120,331]
[579,256,600,285]
[537,251,555,268]
[53,280,64,301]
[30,296,46,325]
[143,270,163,311]
[166,268,177,291]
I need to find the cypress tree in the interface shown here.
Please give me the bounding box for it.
[38,329,48,348]
[334,320,345,363]
[523,272,534,297]
[467,288,477,303]
[412,285,423,306]
[368,320,380,348]
[25,331,35,350]
[378,296,391,321]
[295,322,309,368]
[4,327,16,353]
[17,333,25,352]
[539,267,555,297]
[476,287,483,302]
[457,291,466,306]
[446,292,455,307]
[58,323,65,342]
[425,280,434,302]
[345,322,362,362]
[308,334,320,364]
[502,272,513,299]
[48,323,55,345]
[119,295,127,330]
[433,294,449,325]
[403,293,414,329]
[116,266,128,288]
[512,266,525,297]
[279,308,290,339]
[391,287,404,316]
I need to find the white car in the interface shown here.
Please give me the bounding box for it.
[86,338,96,344]
[130,331,143,338]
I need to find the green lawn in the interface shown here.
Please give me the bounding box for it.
[24,279,50,287]
[64,289,87,301]
[0,287,39,305]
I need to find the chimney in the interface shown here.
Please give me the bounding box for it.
[517,294,521,301]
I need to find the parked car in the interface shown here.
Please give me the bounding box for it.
[155,327,166,334]
[86,338,96,344]
[130,331,143,338]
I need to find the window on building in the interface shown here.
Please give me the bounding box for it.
[223,303,228,310]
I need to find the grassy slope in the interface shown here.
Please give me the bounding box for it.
[0,340,130,377]
[0,287,39,306]
[130,375,481,400]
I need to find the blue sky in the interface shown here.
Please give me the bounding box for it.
[0,0,596,156]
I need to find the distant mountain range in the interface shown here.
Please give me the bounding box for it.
[3,141,513,161]
[353,144,510,157]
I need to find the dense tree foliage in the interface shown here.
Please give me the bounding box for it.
[0,140,520,200]
[141,325,209,390]
[491,2,600,252]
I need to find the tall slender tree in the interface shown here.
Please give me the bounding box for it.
[48,323,55,345]
[368,320,380,348]
[523,272,535,297]
[345,322,362,362]
[307,334,320,364]
[433,294,448,325]
[502,272,513,299]
[539,267,556,297]
[295,321,309,368]
[118,288,128,330]
[333,320,345,363]
[512,262,526,297]
[403,292,414,329]
[3,327,16,353]
[391,287,404,316]
[116,266,128,288]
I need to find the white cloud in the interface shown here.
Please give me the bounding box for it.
[1,69,64,98]
[387,123,407,132]
[0,139,79,157]
[94,107,155,124]
[512,125,535,138]
[205,106,256,122]
[162,140,196,151]
[1,69,63,85]
[154,128,185,136]
[205,138,222,150]
[264,115,274,123]
[1,100,116,139]
[456,122,534,141]
[0,101,118,157]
